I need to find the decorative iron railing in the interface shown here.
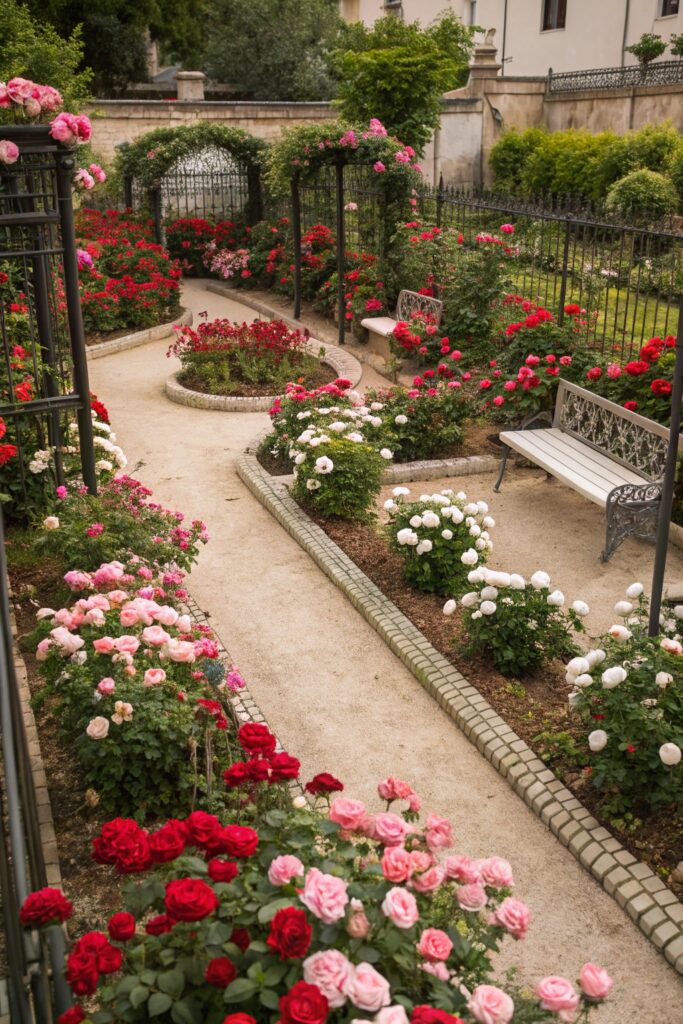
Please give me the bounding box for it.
[548,60,683,93]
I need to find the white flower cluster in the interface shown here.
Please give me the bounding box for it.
[29,448,53,474]
[289,405,394,491]
[391,488,493,560]
[443,566,587,622]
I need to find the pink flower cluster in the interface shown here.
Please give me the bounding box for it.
[0,77,63,115]
[49,112,92,146]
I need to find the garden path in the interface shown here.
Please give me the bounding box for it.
[89,279,683,1022]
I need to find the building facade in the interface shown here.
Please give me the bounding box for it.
[340,1,683,76]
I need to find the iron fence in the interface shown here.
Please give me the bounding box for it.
[548,60,683,93]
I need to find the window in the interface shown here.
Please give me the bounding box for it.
[660,0,679,16]
[469,0,478,25]
[542,0,567,30]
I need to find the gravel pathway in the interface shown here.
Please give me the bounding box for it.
[88,278,683,1021]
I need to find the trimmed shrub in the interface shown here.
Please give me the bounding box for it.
[605,169,678,223]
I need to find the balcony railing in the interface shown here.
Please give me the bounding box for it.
[548,60,683,93]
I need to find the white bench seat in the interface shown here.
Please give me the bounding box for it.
[359,316,397,338]
[361,290,444,366]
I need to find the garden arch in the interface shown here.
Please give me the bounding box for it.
[117,124,269,242]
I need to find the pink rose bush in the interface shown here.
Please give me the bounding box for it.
[0,76,93,167]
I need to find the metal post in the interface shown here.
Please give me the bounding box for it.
[55,149,98,495]
[436,172,445,228]
[649,299,683,635]
[291,174,302,321]
[123,174,133,210]
[557,212,575,324]
[151,186,163,245]
[335,157,346,346]
[248,167,264,225]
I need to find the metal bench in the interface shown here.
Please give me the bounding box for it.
[360,289,443,346]
[493,378,682,561]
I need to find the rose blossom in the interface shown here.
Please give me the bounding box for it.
[468,985,514,1024]
[489,897,530,939]
[425,813,453,850]
[416,928,453,961]
[377,776,413,801]
[113,635,140,656]
[119,608,139,627]
[303,950,353,1008]
[154,605,179,626]
[346,900,369,939]
[373,812,411,846]
[578,963,613,1001]
[329,798,369,832]
[411,865,444,894]
[479,857,514,888]
[535,977,580,1021]
[166,638,196,662]
[97,677,116,696]
[381,887,419,928]
[299,867,349,923]
[381,846,412,883]
[344,962,391,1012]
[141,625,171,647]
[456,883,487,912]
[0,139,19,164]
[443,854,481,884]
[268,855,305,886]
[419,961,450,981]
[93,637,115,655]
[86,716,109,740]
[143,668,166,687]
[375,1007,409,1024]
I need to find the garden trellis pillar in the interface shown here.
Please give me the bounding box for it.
[335,156,346,346]
[291,173,302,321]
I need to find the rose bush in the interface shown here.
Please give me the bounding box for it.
[290,432,387,522]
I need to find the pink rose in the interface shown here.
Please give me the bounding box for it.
[381,846,412,883]
[0,83,11,107]
[37,85,62,111]
[93,636,115,654]
[267,855,304,886]
[425,813,453,850]
[346,905,369,939]
[0,139,20,164]
[303,950,353,1008]
[92,561,125,587]
[83,607,105,627]
[420,961,450,981]
[489,897,530,940]
[74,114,92,141]
[407,793,421,813]
[119,608,139,627]
[468,985,514,1024]
[535,978,580,1021]
[97,677,116,696]
[143,668,166,687]
[456,883,487,912]
[444,855,481,884]
[375,1007,409,1024]
[411,865,444,894]
[50,626,85,656]
[377,776,413,801]
[299,867,349,923]
[64,570,93,591]
[49,112,78,144]
[408,851,433,875]
[107,590,128,605]
[416,928,453,962]
[479,857,514,888]
[166,639,196,663]
[7,77,35,102]
[176,614,192,632]
[36,638,51,661]
[142,625,171,647]
[113,635,140,656]
[329,798,369,833]
[374,812,411,847]
[154,605,179,627]
[85,595,110,611]
[381,887,418,929]
[578,963,613,1001]
[343,963,390,1012]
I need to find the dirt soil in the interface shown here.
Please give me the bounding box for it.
[178,361,336,398]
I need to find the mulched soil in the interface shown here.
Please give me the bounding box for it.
[178,362,336,399]
[302,509,682,898]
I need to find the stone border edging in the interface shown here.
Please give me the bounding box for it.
[165,338,362,413]
[85,308,192,361]
[236,448,683,975]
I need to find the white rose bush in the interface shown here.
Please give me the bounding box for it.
[387,490,494,596]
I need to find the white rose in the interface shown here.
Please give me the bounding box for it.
[586,648,606,667]
[460,592,480,608]
[421,511,440,529]
[430,494,450,506]
[396,528,416,546]
[661,637,683,655]
[469,524,481,539]
[297,411,311,420]
[547,590,565,607]
[441,529,453,540]
[86,716,110,740]
[471,610,483,619]
[394,414,408,425]
[567,691,581,708]
[306,478,321,491]
[480,600,497,615]
[461,549,479,566]
[96,460,113,472]
[482,516,495,529]
[588,729,608,752]
[480,586,498,600]
[36,608,56,620]
[656,671,673,688]
[329,421,347,432]
[572,600,590,617]
[467,569,484,584]
[347,432,364,443]
[384,499,396,511]
[626,582,644,599]
[509,574,526,590]
[292,795,307,809]
[294,453,306,465]
[315,456,334,474]
[42,516,60,530]
[380,448,393,460]
[476,501,489,513]
[674,606,683,620]
[416,539,433,555]
[443,599,457,616]
[659,743,682,766]
[601,665,628,688]
[463,503,478,515]
[566,656,590,676]
[409,515,422,529]
[475,539,486,551]
[530,570,551,590]
[614,600,633,617]
[609,624,632,642]
[450,508,464,525]
[392,486,410,497]
[486,571,510,588]
[573,673,594,688]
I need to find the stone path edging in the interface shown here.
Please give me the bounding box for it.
[165,338,362,413]
[237,447,683,975]
[85,308,192,361]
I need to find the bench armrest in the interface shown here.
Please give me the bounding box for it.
[519,410,553,430]
[603,480,662,562]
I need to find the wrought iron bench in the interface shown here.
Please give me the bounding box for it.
[493,378,682,562]
[360,289,443,349]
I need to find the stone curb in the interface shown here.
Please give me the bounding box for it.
[165,338,362,413]
[236,448,683,976]
[85,308,192,360]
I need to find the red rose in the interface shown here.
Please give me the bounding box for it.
[184,811,221,848]
[305,773,344,796]
[145,914,175,935]
[270,752,301,781]
[411,1009,464,1024]
[651,378,672,396]
[165,878,219,921]
[624,400,638,411]
[97,944,124,975]
[624,360,649,376]
[91,819,151,874]
[220,825,259,858]
[58,1007,86,1024]
[207,858,239,883]
[237,722,277,756]
[586,367,602,381]
[65,952,99,997]
[246,757,271,782]
[223,762,250,788]
[107,912,136,942]
[204,956,237,988]
[279,981,328,1024]
[20,887,73,927]
[222,1016,256,1024]
[267,907,312,960]
[230,927,251,952]
[149,820,187,862]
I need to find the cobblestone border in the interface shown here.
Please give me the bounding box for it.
[237,447,683,975]
[165,338,362,413]
[85,308,192,361]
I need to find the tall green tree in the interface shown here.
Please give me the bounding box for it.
[202,0,344,101]
[331,13,476,154]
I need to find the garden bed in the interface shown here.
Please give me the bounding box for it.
[177,359,337,399]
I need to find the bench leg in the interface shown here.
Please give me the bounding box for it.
[603,483,662,562]
[493,443,511,493]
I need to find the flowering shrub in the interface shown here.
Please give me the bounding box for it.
[267,379,358,457]
[496,296,597,370]
[166,217,246,276]
[580,333,677,423]
[387,489,494,596]
[450,568,587,678]
[44,777,612,1024]
[364,384,467,462]
[390,311,446,364]
[291,433,387,522]
[570,583,682,812]
[203,245,251,281]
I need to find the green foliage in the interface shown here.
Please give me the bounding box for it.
[605,169,679,223]
[0,0,92,109]
[203,0,343,101]
[439,237,514,359]
[387,489,492,596]
[291,436,385,521]
[671,33,683,58]
[364,384,467,462]
[332,13,475,154]
[487,128,547,195]
[625,32,667,66]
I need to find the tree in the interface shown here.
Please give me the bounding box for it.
[202,0,343,101]
[625,33,667,67]
[0,0,92,109]
[331,13,475,155]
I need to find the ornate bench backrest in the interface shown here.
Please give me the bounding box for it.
[553,379,678,482]
[395,289,443,325]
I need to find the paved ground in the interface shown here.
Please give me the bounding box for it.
[89,279,683,1021]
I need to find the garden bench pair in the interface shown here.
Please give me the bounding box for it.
[361,290,443,362]
[494,378,682,561]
